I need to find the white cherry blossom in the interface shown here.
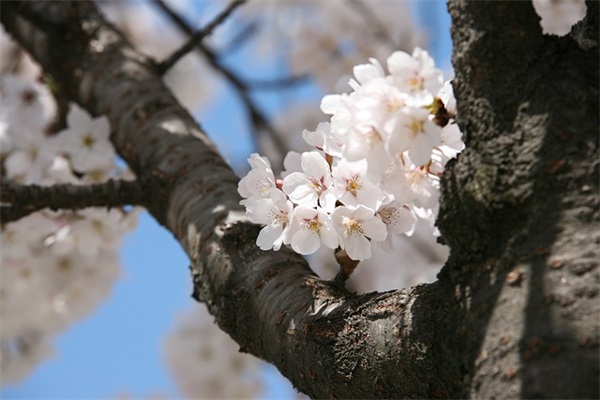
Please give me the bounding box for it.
[163,303,263,400]
[52,104,114,172]
[302,121,343,158]
[436,122,464,162]
[387,106,441,167]
[387,47,443,106]
[331,205,387,261]
[378,200,416,236]
[281,150,301,178]
[0,74,51,131]
[3,128,56,184]
[288,206,338,255]
[332,158,384,210]
[377,200,417,251]
[438,80,457,115]
[237,153,276,203]
[352,58,385,85]
[282,151,336,212]
[245,188,293,251]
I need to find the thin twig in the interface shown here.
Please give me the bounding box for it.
[152,0,289,162]
[333,248,360,284]
[348,0,396,48]
[245,74,310,90]
[218,21,260,54]
[0,179,144,226]
[157,0,246,75]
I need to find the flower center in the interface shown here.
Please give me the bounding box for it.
[269,210,288,225]
[258,179,271,195]
[386,97,403,113]
[343,217,363,237]
[82,134,95,149]
[308,177,324,194]
[365,127,383,147]
[346,175,362,196]
[408,75,424,91]
[410,119,423,136]
[306,218,321,232]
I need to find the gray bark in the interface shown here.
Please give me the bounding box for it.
[1,1,597,398]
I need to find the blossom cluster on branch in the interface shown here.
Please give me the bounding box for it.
[0,0,590,397]
[239,48,464,262]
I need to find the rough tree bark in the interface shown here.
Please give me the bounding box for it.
[1,1,597,398]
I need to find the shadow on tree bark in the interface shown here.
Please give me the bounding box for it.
[441,1,599,397]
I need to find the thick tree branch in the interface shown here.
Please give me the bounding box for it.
[0,179,143,226]
[440,1,599,398]
[0,1,461,397]
[1,0,597,398]
[156,0,246,75]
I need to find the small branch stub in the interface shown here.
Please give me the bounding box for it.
[334,247,360,282]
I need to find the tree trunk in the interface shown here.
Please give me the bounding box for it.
[1,1,597,398]
[441,1,599,397]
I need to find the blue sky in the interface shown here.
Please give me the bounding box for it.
[1,2,451,398]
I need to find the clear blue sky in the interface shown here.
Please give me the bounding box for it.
[1,2,451,398]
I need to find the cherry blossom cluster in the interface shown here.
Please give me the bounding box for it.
[238,48,464,262]
[0,70,137,384]
[241,0,419,93]
[163,304,263,399]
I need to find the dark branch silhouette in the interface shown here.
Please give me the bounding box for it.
[0,179,143,226]
[156,0,246,75]
[153,0,289,161]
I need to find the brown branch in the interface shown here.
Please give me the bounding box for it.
[348,0,396,48]
[219,20,260,54]
[245,74,310,90]
[152,0,289,162]
[156,0,246,75]
[0,2,462,397]
[0,179,143,225]
[2,1,597,398]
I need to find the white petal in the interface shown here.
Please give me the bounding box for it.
[409,132,434,167]
[282,172,308,195]
[256,224,283,251]
[303,128,325,149]
[319,189,338,213]
[93,116,111,140]
[246,198,275,225]
[317,212,339,250]
[345,234,372,261]
[66,104,91,128]
[248,153,271,170]
[269,188,290,210]
[353,60,383,84]
[320,94,344,115]
[294,206,318,220]
[362,216,388,242]
[291,229,320,255]
[302,151,330,181]
[387,51,414,76]
[282,151,302,176]
[353,205,376,221]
